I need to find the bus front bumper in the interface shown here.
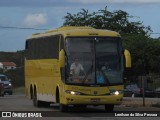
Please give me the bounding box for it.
[63,94,123,105]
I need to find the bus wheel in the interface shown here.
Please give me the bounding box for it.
[33,91,38,107]
[60,104,68,112]
[33,89,42,107]
[105,104,114,112]
[42,102,51,107]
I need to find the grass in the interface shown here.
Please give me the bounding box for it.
[13,86,25,94]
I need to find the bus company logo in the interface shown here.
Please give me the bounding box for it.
[2,112,11,117]
[93,91,98,95]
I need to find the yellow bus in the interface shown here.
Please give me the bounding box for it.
[25,26,131,112]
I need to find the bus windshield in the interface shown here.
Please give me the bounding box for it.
[65,37,123,86]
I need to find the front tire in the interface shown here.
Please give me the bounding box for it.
[60,104,68,112]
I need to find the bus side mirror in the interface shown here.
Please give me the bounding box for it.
[124,49,131,68]
[59,49,65,68]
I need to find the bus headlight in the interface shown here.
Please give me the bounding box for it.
[66,90,81,95]
[114,91,119,95]
[110,90,122,95]
[9,83,12,86]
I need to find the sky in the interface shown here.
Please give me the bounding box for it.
[0,0,160,52]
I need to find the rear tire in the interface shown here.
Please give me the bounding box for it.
[42,101,51,107]
[105,104,114,112]
[33,89,43,107]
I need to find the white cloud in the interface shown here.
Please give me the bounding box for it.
[24,13,47,27]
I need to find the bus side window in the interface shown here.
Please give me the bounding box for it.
[25,39,35,60]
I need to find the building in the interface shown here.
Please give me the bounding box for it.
[0,62,16,70]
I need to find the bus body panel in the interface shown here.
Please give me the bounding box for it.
[25,59,61,102]
[25,26,127,108]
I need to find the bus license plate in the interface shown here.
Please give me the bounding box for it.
[90,98,100,102]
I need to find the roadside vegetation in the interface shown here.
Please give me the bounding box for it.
[0,51,25,87]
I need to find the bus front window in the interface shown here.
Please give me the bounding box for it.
[96,38,123,85]
[65,37,123,85]
[66,38,95,84]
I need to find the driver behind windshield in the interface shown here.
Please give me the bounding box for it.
[70,58,86,77]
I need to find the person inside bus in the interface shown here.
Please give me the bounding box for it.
[96,71,105,84]
[101,62,111,72]
[97,63,111,84]
[70,58,86,78]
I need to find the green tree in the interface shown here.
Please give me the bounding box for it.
[123,34,150,75]
[5,68,24,87]
[63,7,151,36]
[147,39,160,73]
[0,50,25,87]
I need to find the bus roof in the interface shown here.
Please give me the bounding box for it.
[27,26,120,40]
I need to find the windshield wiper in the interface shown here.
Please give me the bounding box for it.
[101,70,110,85]
[82,60,93,84]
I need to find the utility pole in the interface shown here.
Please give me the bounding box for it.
[142,76,145,107]
[142,59,146,107]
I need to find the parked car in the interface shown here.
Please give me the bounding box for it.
[0,74,13,95]
[124,84,155,98]
[0,80,4,96]
[124,84,141,97]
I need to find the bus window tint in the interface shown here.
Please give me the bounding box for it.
[66,38,94,84]
[65,37,123,85]
[95,38,118,53]
[96,38,123,84]
[66,38,92,53]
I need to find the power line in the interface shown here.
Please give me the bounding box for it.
[0,26,49,30]
[0,26,160,34]
[151,33,160,34]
